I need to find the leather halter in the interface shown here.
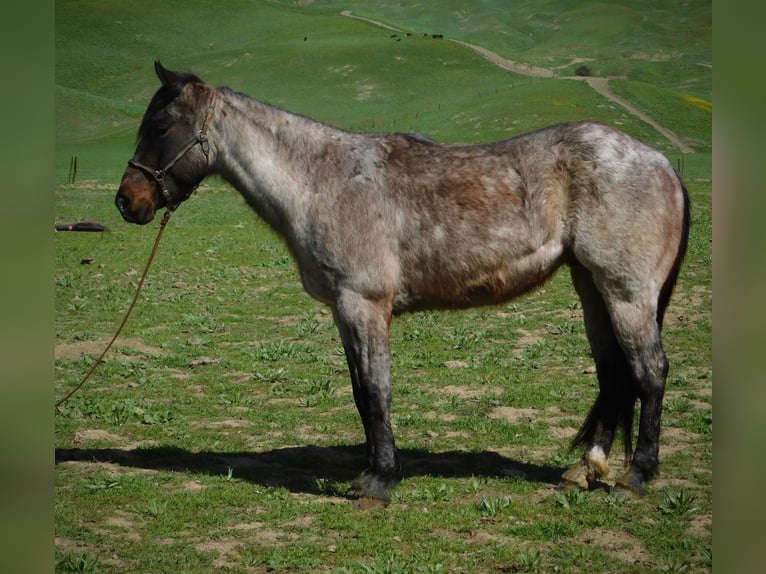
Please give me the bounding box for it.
[128,100,215,211]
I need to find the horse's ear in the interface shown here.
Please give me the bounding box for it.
[154,60,179,87]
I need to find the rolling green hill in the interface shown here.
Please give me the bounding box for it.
[55,0,710,180]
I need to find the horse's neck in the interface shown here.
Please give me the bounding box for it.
[210,89,340,237]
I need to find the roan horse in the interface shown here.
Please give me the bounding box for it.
[116,62,689,502]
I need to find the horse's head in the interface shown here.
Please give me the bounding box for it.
[115,61,215,224]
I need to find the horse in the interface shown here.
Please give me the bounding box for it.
[116,61,690,503]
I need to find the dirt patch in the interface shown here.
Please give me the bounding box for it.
[55,337,166,360]
[441,384,501,399]
[688,512,712,537]
[195,537,244,569]
[488,406,539,423]
[182,480,207,493]
[55,536,92,554]
[514,328,543,348]
[422,411,458,422]
[73,429,125,445]
[578,527,652,567]
[630,51,677,62]
[103,512,143,542]
[444,360,468,369]
[355,82,377,101]
[284,515,316,528]
[229,521,265,531]
[213,418,252,428]
[549,425,577,439]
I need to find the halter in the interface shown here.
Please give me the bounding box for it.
[128,100,215,211]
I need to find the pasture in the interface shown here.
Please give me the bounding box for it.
[55,1,711,572]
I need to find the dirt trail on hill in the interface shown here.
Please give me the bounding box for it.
[580,77,693,153]
[340,11,692,153]
[449,39,555,78]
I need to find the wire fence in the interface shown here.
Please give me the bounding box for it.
[55,163,128,186]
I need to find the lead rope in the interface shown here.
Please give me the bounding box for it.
[55,209,172,412]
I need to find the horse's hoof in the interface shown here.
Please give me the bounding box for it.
[349,470,398,503]
[611,481,644,500]
[559,463,589,490]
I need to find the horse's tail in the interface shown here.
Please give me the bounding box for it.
[657,171,691,330]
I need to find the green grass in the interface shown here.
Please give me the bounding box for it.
[55,1,711,572]
[54,178,712,572]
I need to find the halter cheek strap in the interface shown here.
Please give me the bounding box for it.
[128,103,215,211]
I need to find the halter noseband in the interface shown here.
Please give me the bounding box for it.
[128,101,215,211]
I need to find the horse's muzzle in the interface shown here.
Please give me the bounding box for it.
[116,169,158,224]
[115,188,157,224]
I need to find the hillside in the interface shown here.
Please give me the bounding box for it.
[55,0,710,182]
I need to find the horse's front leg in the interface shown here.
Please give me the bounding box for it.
[332,291,401,502]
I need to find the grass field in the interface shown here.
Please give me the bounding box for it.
[55,1,711,572]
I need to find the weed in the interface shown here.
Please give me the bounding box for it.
[539,519,579,540]
[56,552,100,573]
[144,499,168,519]
[253,367,290,384]
[180,312,221,333]
[687,409,713,435]
[67,298,89,312]
[408,483,455,503]
[314,477,344,496]
[554,488,588,509]
[106,400,138,426]
[655,555,690,573]
[664,396,692,414]
[658,487,698,516]
[250,340,298,362]
[516,549,543,572]
[268,382,291,397]
[302,379,336,406]
[359,553,444,574]
[468,475,487,493]
[84,475,122,491]
[478,495,511,517]
[218,391,255,406]
[443,325,485,350]
[141,407,175,425]
[696,546,712,569]
[296,311,323,337]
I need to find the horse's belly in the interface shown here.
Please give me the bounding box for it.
[394,239,566,312]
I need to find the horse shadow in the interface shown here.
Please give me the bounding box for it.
[55,443,566,497]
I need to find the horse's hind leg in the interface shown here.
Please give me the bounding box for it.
[562,263,637,490]
[606,296,669,498]
[332,291,401,503]
[570,259,670,498]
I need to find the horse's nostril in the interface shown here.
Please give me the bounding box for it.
[115,192,127,212]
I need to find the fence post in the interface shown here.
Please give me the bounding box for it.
[69,156,78,184]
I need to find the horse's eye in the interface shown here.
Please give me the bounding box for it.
[153,120,173,138]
